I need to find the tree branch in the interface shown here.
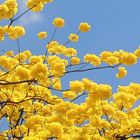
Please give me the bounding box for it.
[0,79,36,85]
[65,64,121,74]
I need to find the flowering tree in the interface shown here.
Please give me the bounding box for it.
[0,0,140,140]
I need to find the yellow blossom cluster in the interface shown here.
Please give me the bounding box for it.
[3,86,137,140]
[84,54,101,66]
[0,0,18,20]
[63,90,77,100]
[0,2,140,140]
[116,67,127,78]
[0,55,19,69]
[118,83,140,99]
[46,41,65,54]
[46,41,77,57]
[81,48,140,79]
[70,57,80,65]
[47,55,67,76]
[26,0,53,12]
[100,50,137,66]
[70,80,84,93]
[114,91,137,110]
[52,78,62,90]
[0,25,25,41]
[0,65,140,139]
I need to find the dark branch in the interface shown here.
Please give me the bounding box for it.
[0,79,36,85]
[65,64,121,74]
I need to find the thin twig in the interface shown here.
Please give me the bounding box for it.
[65,64,121,74]
[0,79,36,85]
[50,27,57,41]
[63,30,81,46]
[16,39,21,62]
[43,27,57,63]
[8,4,37,27]
[70,92,86,102]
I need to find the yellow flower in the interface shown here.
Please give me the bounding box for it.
[121,52,137,65]
[26,0,44,12]
[53,17,65,28]
[0,26,4,41]
[82,78,98,93]
[68,34,79,42]
[84,54,101,66]
[0,5,9,20]
[5,51,14,57]
[98,84,112,99]
[7,26,25,40]
[25,115,45,129]
[70,80,84,93]
[102,104,115,115]
[0,56,10,69]
[52,61,66,76]
[52,78,62,90]
[79,22,91,32]
[15,53,27,62]
[114,92,136,109]
[16,65,30,80]
[105,56,119,66]
[71,57,80,65]
[116,67,127,79]
[42,0,53,3]
[64,48,77,57]
[29,56,43,63]
[0,0,18,19]
[63,91,77,99]
[23,50,32,58]
[100,51,112,61]
[38,32,47,39]
[134,47,140,58]
[31,63,48,79]
[48,122,63,136]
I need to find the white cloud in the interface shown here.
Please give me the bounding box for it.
[18,12,43,26]
[17,0,43,26]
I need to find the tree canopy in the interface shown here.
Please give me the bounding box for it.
[0,0,140,139]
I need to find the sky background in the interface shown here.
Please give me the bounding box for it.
[0,1,140,100]
[0,0,140,131]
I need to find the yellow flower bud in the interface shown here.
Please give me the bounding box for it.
[38,32,47,39]
[53,17,65,28]
[79,22,91,32]
[71,57,80,65]
[68,34,79,42]
[116,67,127,79]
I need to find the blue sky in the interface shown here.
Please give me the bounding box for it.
[0,0,140,132]
[0,0,140,94]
